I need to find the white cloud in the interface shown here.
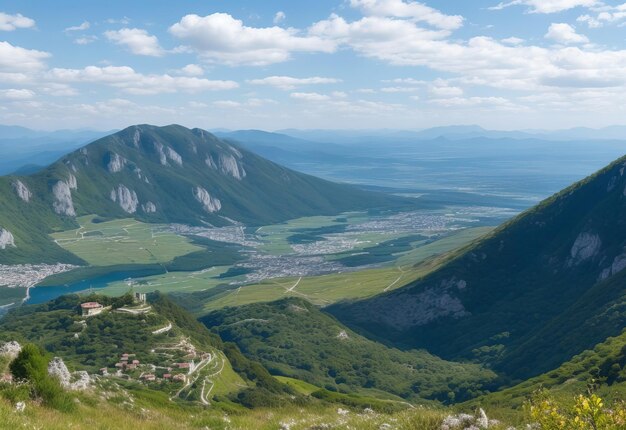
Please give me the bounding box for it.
[40,83,78,96]
[104,28,164,57]
[64,21,90,32]
[350,0,464,30]
[501,36,525,45]
[178,64,204,76]
[429,81,464,97]
[382,78,426,85]
[247,75,341,90]
[106,17,131,25]
[213,98,276,109]
[489,0,598,13]
[168,13,336,66]
[74,36,98,45]
[577,4,626,28]
[48,65,238,95]
[290,90,404,116]
[290,92,332,101]
[309,12,626,92]
[274,11,286,24]
[0,41,50,72]
[0,88,35,99]
[309,14,451,53]
[545,23,589,44]
[429,96,515,108]
[0,12,35,31]
[380,86,420,92]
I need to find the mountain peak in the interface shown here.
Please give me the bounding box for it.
[0,124,406,264]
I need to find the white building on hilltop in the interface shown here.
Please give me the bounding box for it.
[80,302,104,317]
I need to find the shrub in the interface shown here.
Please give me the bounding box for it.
[9,343,75,412]
[527,390,626,429]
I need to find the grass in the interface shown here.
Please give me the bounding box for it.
[50,215,202,266]
[0,389,526,430]
[275,376,320,395]
[93,265,237,297]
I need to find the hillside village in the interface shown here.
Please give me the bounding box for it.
[0,292,228,407]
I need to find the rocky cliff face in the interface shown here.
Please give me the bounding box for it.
[110,184,139,214]
[193,186,221,213]
[52,181,76,216]
[11,180,31,202]
[0,228,15,249]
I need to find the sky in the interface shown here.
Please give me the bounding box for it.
[2,0,626,131]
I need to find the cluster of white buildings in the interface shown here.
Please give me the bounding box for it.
[0,263,77,288]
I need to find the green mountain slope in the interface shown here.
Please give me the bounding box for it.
[472,327,626,410]
[201,297,498,403]
[0,124,407,264]
[330,154,626,381]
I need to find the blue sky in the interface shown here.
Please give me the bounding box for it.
[1,0,626,130]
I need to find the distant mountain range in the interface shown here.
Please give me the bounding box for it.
[276,125,626,143]
[4,123,626,178]
[0,125,113,175]
[330,152,626,383]
[0,124,407,264]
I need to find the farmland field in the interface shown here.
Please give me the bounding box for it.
[51,215,202,266]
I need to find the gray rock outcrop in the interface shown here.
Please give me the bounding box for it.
[48,357,72,387]
[599,252,626,281]
[107,152,126,173]
[142,201,157,213]
[206,156,217,169]
[12,180,31,202]
[219,153,246,180]
[48,357,91,391]
[166,147,183,166]
[193,186,221,213]
[110,184,139,214]
[154,142,167,165]
[0,228,15,249]
[52,181,76,216]
[67,174,78,190]
[133,128,141,147]
[441,408,499,429]
[0,341,21,358]
[568,232,601,266]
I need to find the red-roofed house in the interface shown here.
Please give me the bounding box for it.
[80,302,104,317]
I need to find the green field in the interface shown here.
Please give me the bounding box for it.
[101,265,238,296]
[50,215,202,266]
[274,376,321,395]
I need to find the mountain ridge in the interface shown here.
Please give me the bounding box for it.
[0,124,408,264]
[329,152,626,381]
